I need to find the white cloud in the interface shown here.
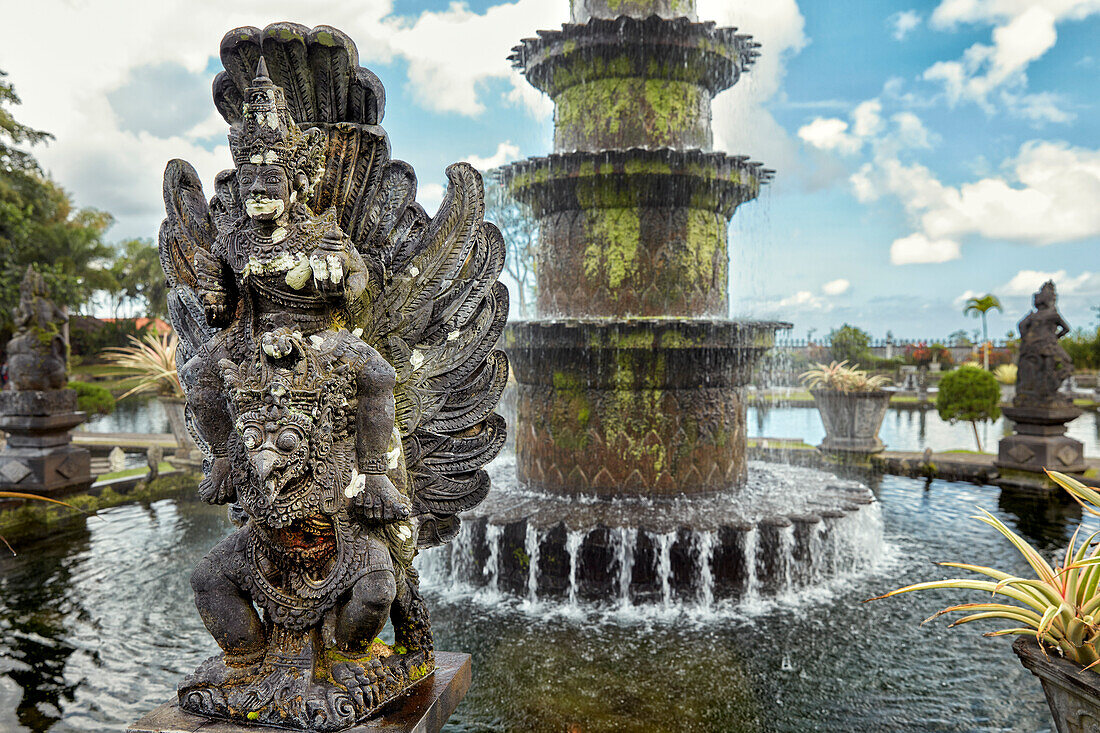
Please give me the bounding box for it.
[0,0,567,239]
[777,290,831,311]
[852,100,884,138]
[922,0,1100,118]
[703,0,811,186]
[890,10,921,40]
[418,182,445,214]
[998,269,1100,296]
[890,233,961,264]
[384,0,566,116]
[797,118,861,155]
[464,141,521,171]
[822,278,850,296]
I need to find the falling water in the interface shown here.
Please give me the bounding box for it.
[616,527,636,608]
[778,525,795,595]
[484,524,502,594]
[742,527,759,603]
[655,532,674,607]
[565,530,583,607]
[524,522,540,603]
[695,530,716,610]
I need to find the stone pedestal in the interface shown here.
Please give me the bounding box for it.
[996,405,1086,475]
[127,652,471,733]
[0,389,92,495]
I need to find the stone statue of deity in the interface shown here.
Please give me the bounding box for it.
[6,266,68,391]
[1014,280,1073,408]
[158,24,508,731]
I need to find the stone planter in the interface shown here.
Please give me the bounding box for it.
[810,389,891,455]
[1014,636,1100,732]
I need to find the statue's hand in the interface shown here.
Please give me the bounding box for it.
[198,457,235,504]
[309,247,349,296]
[348,472,411,522]
[202,291,231,327]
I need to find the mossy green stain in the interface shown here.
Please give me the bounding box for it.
[555,78,704,148]
[583,208,640,291]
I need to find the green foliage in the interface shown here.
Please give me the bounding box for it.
[801,360,890,392]
[108,238,167,319]
[0,68,114,337]
[936,366,1001,424]
[67,380,115,415]
[828,324,872,365]
[1064,328,1100,371]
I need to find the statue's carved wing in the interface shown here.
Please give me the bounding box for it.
[213,23,509,548]
[369,165,509,549]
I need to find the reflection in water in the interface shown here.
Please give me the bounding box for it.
[0,470,1090,732]
[751,405,1100,455]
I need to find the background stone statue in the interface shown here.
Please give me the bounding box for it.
[158,24,508,731]
[1014,280,1073,408]
[7,266,68,391]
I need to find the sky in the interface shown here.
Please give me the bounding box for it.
[0,0,1097,340]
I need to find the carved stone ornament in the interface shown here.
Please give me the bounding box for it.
[158,24,508,731]
[7,266,68,391]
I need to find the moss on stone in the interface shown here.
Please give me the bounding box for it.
[554,78,705,149]
[582,208,640,291]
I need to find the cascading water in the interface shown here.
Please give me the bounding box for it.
[415,0,888,613]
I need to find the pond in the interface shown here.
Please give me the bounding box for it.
[0,459,1084,732]
[750,404,1100,456]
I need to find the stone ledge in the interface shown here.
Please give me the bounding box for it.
[127,652,471,733]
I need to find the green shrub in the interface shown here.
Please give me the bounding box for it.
[828,324,872,365]
[68,380,115,416]
[1064,328,1100,371]
[936,366,1001,451]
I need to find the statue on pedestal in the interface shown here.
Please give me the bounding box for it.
[997,280,1085,483]
[0,268,91,495]
[155,24,507,731]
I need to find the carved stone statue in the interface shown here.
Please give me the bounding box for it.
[1014,280,1073,408]
[7,266,68,391]
[997,280,1085,483]
[157,24,507,730]
[0,267,91,496]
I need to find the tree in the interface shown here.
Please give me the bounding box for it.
[484,171,537,318]
[963,293,1002,370]
[109,238,167,318]
[0,69,114,340]
[828,324,872,366]
[947,329,972,347]
[936,365,1001,452]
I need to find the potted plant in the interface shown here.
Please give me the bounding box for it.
[870,470,1100,732]
[101,330,197,460]
[800,361,891,455]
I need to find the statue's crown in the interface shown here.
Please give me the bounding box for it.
[229,57,306,169]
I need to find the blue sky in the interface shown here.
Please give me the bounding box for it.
[1,0,1097,339]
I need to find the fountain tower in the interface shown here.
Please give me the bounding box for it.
[418,1,885,608]
[501,0,784,496]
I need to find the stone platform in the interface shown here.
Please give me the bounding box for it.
[0,389,92,495]
[127,652,470,733]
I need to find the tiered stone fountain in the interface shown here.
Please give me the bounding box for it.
[421,0,884,607]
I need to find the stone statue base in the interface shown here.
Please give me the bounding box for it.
[996,404,1086,485]
[127,651,470,733]
[0,389,92,495]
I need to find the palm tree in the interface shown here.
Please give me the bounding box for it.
[963,294,1002,369]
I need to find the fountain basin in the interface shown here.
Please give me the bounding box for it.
[423,460,884,607]
[506,318,787,496]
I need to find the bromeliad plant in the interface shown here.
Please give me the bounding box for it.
[868,470,1100,667]
[100,330,184,399]
[800,361,891,393]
